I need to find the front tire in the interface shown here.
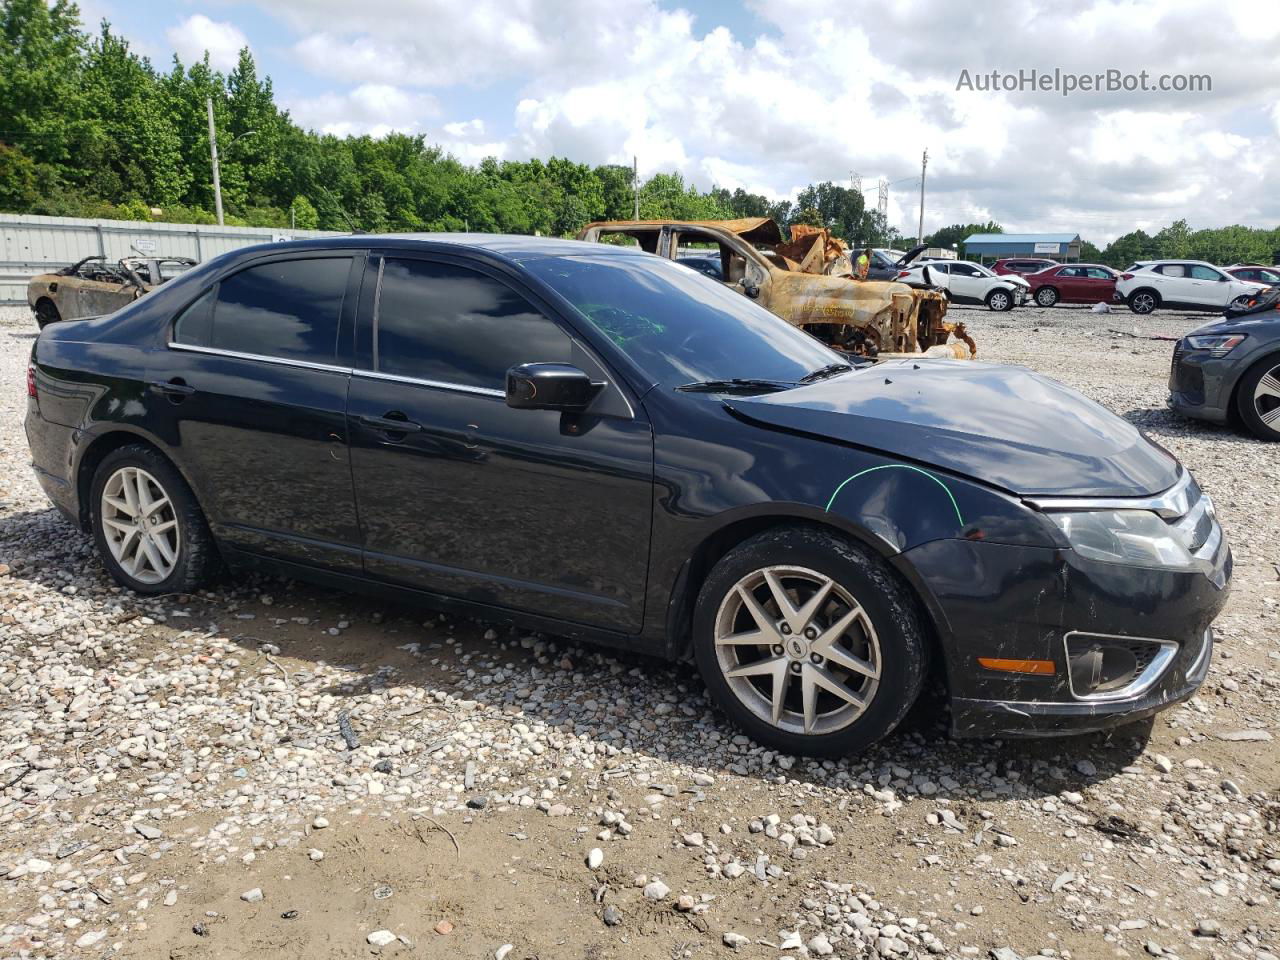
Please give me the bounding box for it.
[1236,354,1280,441]
[1128,289,1159,314]
[692,526,928,757]
[986,288,1015,311]
[1035,286,1059,307]
[90,445,220,594]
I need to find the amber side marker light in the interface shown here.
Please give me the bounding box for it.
[976,657,1056,676]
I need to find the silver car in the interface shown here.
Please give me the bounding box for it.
[1168,287,1280,440]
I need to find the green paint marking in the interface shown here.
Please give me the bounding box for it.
[825,464,965,526]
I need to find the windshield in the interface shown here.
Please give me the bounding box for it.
[525,253,841,388]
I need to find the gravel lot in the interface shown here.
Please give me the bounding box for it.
[0,300,1277,960]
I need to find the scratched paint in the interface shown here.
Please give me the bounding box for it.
[824,464,965,526]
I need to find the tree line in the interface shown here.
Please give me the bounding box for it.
[1,1,1277,268]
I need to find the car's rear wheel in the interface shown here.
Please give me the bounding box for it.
[986,288,1014,311]
[1128,289,1159,314]
[692,526,928,757]
[34,299,60,328]
[1035,286,1059,307]
[1236,354,1280,441]
[91,445,220,594]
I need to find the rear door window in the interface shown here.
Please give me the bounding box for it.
[176,257,353,363]
[374,258,573,390]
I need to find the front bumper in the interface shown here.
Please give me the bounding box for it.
[1166,341,1235,424]
[895,528,1230,739]
[952,627,1212,738]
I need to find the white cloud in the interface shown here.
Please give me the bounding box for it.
[289,85,440,137]
[166,14,250,72]
[260,0,1280,241]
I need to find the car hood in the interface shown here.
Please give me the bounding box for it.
[724,360,1180,498]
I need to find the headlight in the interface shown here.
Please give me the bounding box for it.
[1185,333,1247,357]
[1047,510,1199,571]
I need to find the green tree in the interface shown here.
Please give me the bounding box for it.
[290,194,318,229]
[0,142,39,211]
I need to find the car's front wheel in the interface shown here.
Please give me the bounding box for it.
[986,288,1014,311]
[91,445,220,594]
[692,526,928,757]
[1236,354,1280,441]
[1035,286,1059,307]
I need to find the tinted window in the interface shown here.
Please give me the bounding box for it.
[209,258,351,362]
[174,288,215,345]
[1085,267,1114,280]
[524,254,839,389]
[376,259,572,389]
[1058,267,1083,277]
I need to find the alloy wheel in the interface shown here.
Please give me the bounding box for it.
[100,466,181,584]
[713,565,881,736]
[1254,364,1280,432]
[988,291,1010,311]
[1036,288,1058,306]
[1131,292,1156,314]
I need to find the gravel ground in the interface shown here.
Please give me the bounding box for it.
[0,300,1277,960]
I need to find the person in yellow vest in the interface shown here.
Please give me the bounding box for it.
[854,247,871,280]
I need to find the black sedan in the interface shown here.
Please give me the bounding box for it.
[24,235,1231,756]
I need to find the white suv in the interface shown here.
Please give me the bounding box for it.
[1116,260,1266,315]
[897,259,1029,311]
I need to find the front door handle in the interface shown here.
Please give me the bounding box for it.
[358,412,422,434]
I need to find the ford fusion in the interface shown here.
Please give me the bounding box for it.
[25,236,1231,756]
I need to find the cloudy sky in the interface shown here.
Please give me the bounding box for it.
[81,0,1280,243]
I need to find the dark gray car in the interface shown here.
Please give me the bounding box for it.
[1168,288,1280,440]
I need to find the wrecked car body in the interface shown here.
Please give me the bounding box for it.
[576,218,971,358]
[28,255,197,327]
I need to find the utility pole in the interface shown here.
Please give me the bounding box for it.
[207,96,224,227]
[633,155,640,220]
[916,148,928,246]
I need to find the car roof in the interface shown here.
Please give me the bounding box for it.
[247,233,650,263]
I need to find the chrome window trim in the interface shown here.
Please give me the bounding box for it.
[1026,469,1192,519]
[352,367,505,399]
[166,341,352,375]
[1063,630,1179,703]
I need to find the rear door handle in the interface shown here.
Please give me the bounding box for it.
[148,379,196,397]
[358,413,422,434]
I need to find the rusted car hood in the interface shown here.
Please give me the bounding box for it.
[724,360,1179,498]
[579,218,784,245]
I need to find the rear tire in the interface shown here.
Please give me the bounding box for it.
[1035,286,1059,307]
[1128,289,1159,314]
[34,299,60,328]
[692,526,928,757]
[90,444,220,594]
[1235,354,1280,441]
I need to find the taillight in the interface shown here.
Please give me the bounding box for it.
[27,362,37,398]
[897,270,911,278]
[1120,273,1134,280]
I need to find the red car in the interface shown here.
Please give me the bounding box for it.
[1225,264,1280,287]
[1026,263,1121,306]
[992,257,1058,276]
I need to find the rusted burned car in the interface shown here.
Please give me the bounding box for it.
[28,255,197,327]
[576,219,970,357]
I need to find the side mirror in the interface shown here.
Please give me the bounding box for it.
[506,363,603,412]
